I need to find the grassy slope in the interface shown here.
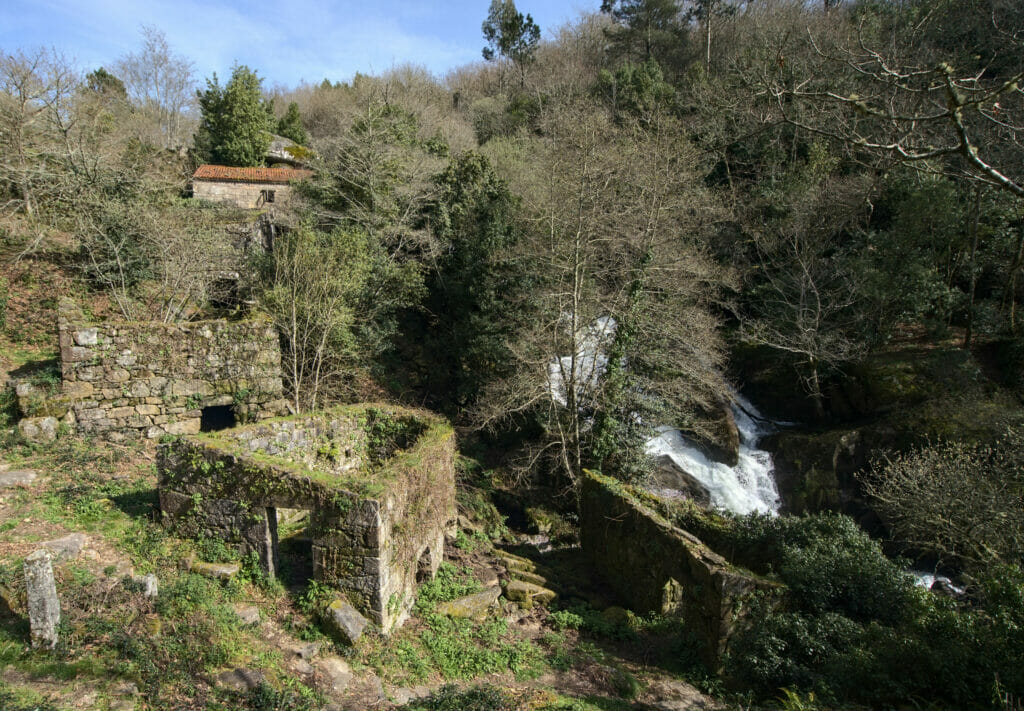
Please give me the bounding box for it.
[0,245,723,710]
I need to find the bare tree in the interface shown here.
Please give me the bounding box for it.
[755,6,1024,200]
[862,429,1024,570]
[0,48,78,218]
[742,150,872,419]
[477,103,732,484]
[115,26,197,150]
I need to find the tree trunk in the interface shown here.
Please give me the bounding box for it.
[964,187,982,348]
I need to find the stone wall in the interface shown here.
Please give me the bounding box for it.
[193,180,296,209]
[580,470,782,669]
[17,299,287,441]
[158,404,457,633]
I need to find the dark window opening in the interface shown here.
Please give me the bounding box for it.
[200,405,236,432]
[261,189,276,204]
[208,277,241,312]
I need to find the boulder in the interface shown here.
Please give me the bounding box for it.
[504,580,557,609]
[42,533,88,562]
[507,568,548,587]
[190,561,240,582]
[18,417,59,442]
[294,641,322,660]
[0,469,38,488]
[124,573,159,598]
[266,134,310,166]
[316,657,353,694]
[291,658,314,676]
[703,399,741,467]
[234,604,260,626]
[215,668,265,692]
[436,586,501,619]
[324,598,369,645]
[648,455,712,508]
[498,552,536,573]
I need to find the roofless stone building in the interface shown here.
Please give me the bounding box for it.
[158,404,457,633]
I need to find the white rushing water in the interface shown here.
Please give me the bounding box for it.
[909,571,966,595]
[644,394,782,515]
[545,316,782,516]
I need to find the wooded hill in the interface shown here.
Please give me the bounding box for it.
[1,1,1023,709]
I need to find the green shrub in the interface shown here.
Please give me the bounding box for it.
[548,602,634,641]
[724,513,1024,709]
[414,563,482,614]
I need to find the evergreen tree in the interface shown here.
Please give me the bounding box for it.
[600,0,689,70]
[481,0,541,89]
[194,64,274,166]
[85,67,127,99]
[277,101,308,145]
[420,151,525,413]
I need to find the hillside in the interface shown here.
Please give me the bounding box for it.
[2,1,1024,709]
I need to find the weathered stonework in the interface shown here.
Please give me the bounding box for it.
[157,404,457,634]
[580,470,782,669]
[16,299,286,441]
[193,180,299,209]
[191,165,313,209]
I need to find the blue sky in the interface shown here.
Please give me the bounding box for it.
[1,1,591,88]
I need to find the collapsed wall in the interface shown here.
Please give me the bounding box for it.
[157,404,457,633]
[580,470,782,668]
[16,299,286,441]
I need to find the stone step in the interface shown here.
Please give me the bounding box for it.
[504,579,557,610]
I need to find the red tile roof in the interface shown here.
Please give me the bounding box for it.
[192,165,314,184]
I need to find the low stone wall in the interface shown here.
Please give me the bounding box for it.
[158,404,456,633]
[17,299,287,441]
[580,470,782,668]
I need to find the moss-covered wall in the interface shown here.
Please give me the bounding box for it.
[17,298,287,441]
[157,404,456,633]
[580,470,781,669]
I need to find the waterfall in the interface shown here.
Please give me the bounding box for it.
[644,394,782,515]
[909,571,965,595]
[545,316,782,515]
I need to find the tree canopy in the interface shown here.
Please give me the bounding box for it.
[481,0,541,88]
[194,64,275,166]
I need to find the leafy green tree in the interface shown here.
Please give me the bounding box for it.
[85,67,126,100]
[481,0,541,89]
[254,225,372,411]
[596,58,676,122]
[276,101,307,145]
[600,0,689,70]
[194,64,274,166]
[418,151,525,414]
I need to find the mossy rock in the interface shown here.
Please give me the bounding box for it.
[504,580,556,610]
[435,586,501,620]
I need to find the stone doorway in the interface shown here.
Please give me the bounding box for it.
[274,508,315,590]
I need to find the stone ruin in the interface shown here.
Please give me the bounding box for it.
[15,298,287,441]
[580,470,783,669]
[157,404,456,633]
